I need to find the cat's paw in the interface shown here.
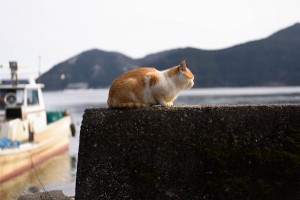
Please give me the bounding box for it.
[166,102,173,107]
[158,100,173,107]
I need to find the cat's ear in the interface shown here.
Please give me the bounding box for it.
[179,60,187,72]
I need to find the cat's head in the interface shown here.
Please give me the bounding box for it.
[168,60,194,89]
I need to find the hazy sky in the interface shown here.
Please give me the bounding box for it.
[0,0,299,78]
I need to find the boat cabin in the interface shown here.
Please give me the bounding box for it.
[0,62,47,143]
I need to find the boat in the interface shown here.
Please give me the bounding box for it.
[0,62,75,184]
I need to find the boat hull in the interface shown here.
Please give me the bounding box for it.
[0,116,72,184]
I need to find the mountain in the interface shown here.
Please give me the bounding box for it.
[39,49,138,90]
[39,23,300,90]
[139,23,300,87]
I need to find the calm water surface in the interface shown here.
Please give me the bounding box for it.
[1,86,300,199]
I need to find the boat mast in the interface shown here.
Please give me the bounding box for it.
[38,55,41,83]
[9,61,18,85]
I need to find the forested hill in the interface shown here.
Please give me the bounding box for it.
[39,23,300,90]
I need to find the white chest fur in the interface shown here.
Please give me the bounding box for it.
[143,71,183,105]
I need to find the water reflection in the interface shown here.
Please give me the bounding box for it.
[0,152,74,200]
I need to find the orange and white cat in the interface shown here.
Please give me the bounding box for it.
[107,60,194,109]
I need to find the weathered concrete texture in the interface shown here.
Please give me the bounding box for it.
[18,190,70,200]
[76,105,300,200]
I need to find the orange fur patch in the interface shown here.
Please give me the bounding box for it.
[149,73,160,86]
[167,66,179,77]
[108,67,156,108]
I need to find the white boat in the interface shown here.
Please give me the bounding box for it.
[0,62,75,184]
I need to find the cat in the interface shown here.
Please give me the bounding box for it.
[107,60,194,109]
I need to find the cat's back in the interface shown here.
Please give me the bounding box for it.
[115,67,156,79]
[111,67,157,85]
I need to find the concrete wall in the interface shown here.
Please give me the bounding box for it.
[76,105,300,199]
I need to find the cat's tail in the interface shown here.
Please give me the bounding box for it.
[109,102,151,109]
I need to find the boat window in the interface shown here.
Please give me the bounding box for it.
[27,89,39,106]
[16,90,24,105]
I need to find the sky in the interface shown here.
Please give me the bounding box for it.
[0,0,299,78]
